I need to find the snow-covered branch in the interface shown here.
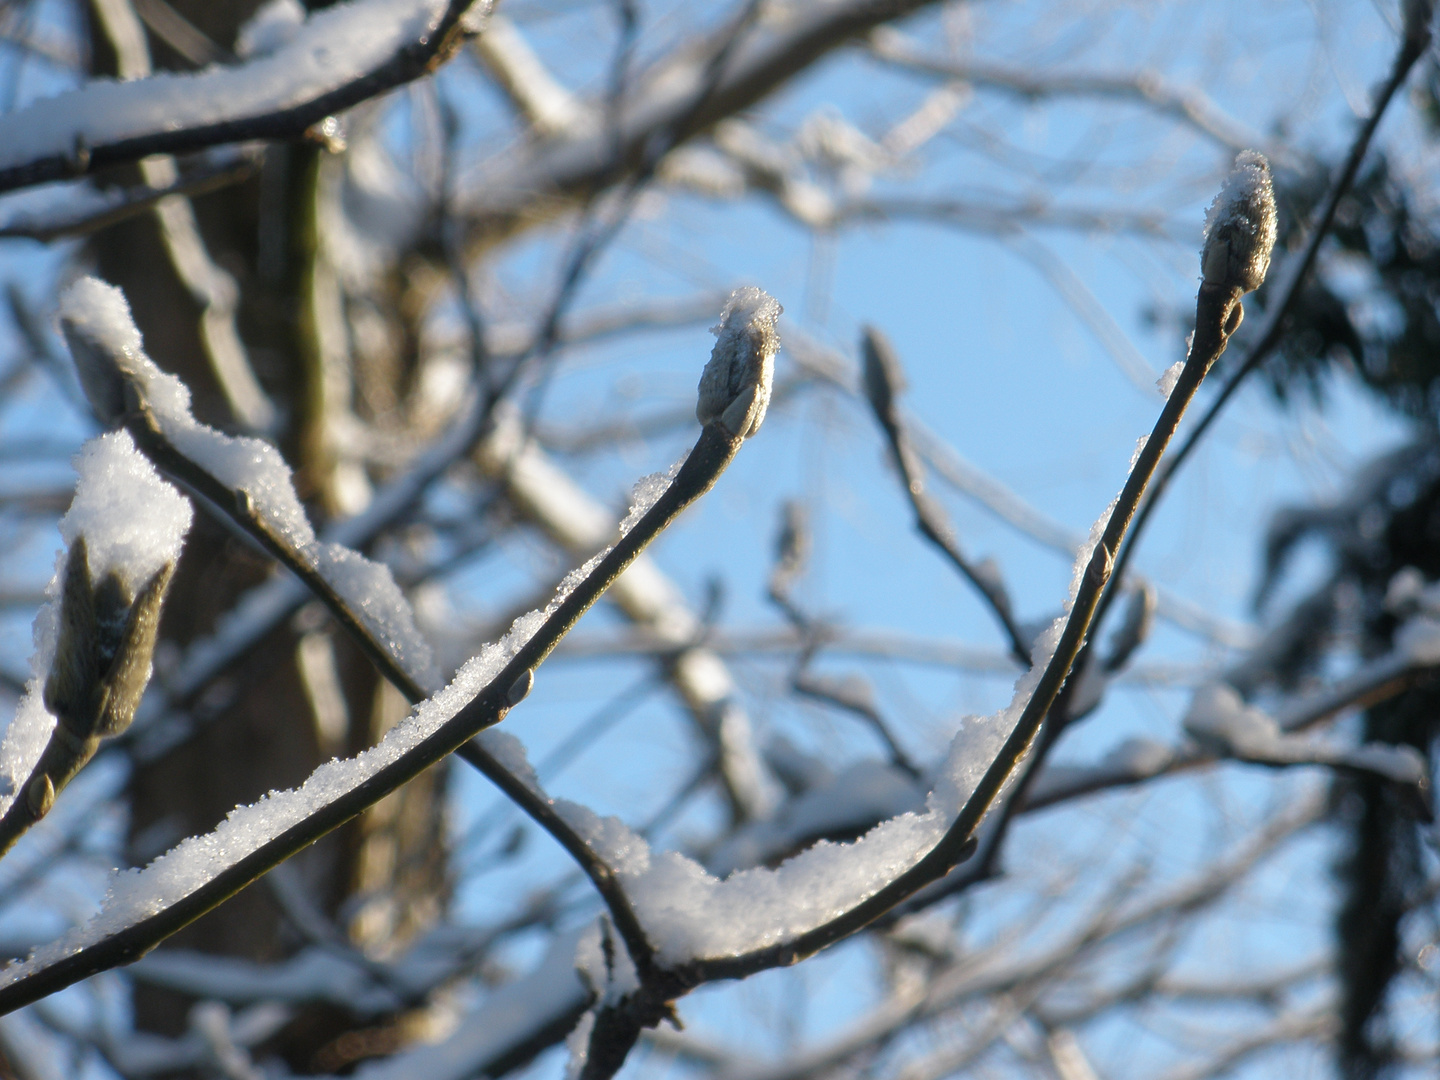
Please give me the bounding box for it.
[458,0,946,230]
[0,0,492,194]
[477,403,781,821]
[59,277,442,701]
[0,288,775,1017]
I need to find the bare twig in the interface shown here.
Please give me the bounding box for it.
[572,166,1269,1079]
[860,325,1030,664]
[868,28,1285,160]
[0,156,257,243]
[476,404,780,820]
[1093,22,1430,643]
[460,0,949,231]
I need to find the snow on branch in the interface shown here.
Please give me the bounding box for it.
[1184,681,1429,796]
[58,276,442,700]
[566,168,1285,1073]
[477,403,781,821]
[0,0,493,195]
[458,0,945,225]
[58,278,777,964]
[0,290,771,1016]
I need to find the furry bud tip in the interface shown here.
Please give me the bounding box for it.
[696,286,782,439]
[1201,150,1277,294]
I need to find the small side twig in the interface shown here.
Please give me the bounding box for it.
[766,500,919,775]
[0,155,257,243]
[860,325,1030,665]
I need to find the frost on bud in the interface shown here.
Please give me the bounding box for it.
[696,286,782,439]
[1201,150,1277,294]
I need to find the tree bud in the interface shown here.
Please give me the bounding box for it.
[44,536,176,743]
[696,287,782,439]
[1201,150,1278,294]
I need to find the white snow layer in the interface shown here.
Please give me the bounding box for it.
[0,0,468,175]
[1156,360,1184,398]
[62,431,194,594]
[0,431,192,819]
[472,510,1116,966]
[1202,150,1273,242]
[58,277,440,692]
[618,462,683,536]
[0,434,694,989]
[707,760,927,877]
[2,323,1120,984]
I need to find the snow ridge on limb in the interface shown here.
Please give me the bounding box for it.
[58,276,442,696]
[0,0,494,194]
[436,511,1111,969]
[0,294,766,1013]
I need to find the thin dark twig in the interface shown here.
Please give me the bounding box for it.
[519,0,764,431]
[0,154,258,243]
[458,672,659,856]
[120,406,436,703]
[454,741,657,979]
[118,395,662,979]
[765,501,919,774]
[573,267,1252,1080]
[437,87,492,385]
[606,0,640,163]
[521,180,647,427]
[690,276,1246,984]
[860,326,1030,665]
[791,663,920,778]
[1091,26,1429,643]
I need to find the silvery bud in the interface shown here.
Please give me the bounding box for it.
[696,287,782,439]
[1201,150,1278,294]
[44,536,175,743]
